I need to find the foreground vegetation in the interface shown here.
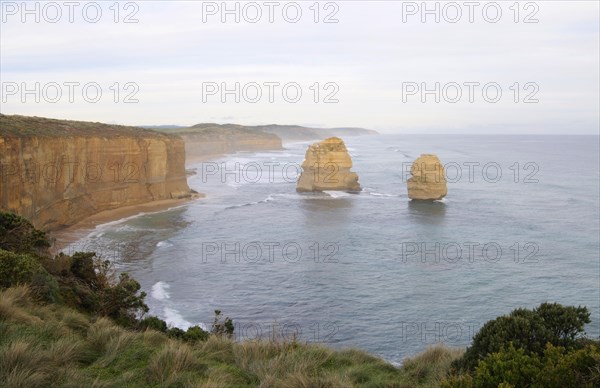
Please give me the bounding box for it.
[0,286,464,387]
[1,211,598,387]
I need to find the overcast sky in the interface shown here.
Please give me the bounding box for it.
[1,1,598,134]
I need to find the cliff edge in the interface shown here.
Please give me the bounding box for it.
[0,114,192,230]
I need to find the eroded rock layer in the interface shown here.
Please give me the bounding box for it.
[0,115,192,230]
[407,154,447,200]
[296,137,361,192]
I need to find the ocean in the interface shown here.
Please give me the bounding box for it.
[63,134,600,365]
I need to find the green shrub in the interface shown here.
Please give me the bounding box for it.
[444,343,600,388]
[535,343,600,387]
[454,303,590,371]
[472,343,542,387]
[30,270,61,303]
[98,273,148,327]
[70,252,97,286]
[0,249,44,288]
[166,327,185,339]
[183,325,209,342]
[139,316,168,332]
[0,211,50,255]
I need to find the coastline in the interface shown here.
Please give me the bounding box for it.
[50,196,202,253]
[185,153,225,166]
[49,147,280,251]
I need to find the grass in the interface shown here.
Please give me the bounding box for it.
[0,114,174,138]
[154,123,282,143]
[0,286,463,387]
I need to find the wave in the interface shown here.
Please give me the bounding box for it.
[222,194,278,211]
[157,241,173,248]
[252,152,297,158]
[151,281,170,301]
[151,282,208,331]
[163,307,194,330]
[385,147,411,158]
[368,191,400,198]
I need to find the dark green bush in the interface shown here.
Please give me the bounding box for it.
[444,343,600,388]
[99,272,148,327]
[70,252,98,287]
[0,211,50,255]
[454,303,590,371]
[166,327,186,339]
[472,343,542,387]
[30,270,62,303]
[0,249,44,288]
[184,325,209,342]
[140,316,168,332]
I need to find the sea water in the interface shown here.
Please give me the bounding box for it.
[65,134,600,364]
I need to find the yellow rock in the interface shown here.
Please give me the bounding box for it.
[296,137,361,192]
[407,154,447,200]
[0,116,191,230]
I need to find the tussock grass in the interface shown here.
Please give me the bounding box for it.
[91,331,136,368]
[59,309,90,332]
[86,317,128,355]
[0,286,42,325]
[0,286,463,387]
[141,328,169,347]
[147,341,204,384]
[0,341,47,388]
[46,337,88,367]
[402,344,465,386]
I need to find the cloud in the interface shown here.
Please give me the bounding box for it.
[1,1,598,133]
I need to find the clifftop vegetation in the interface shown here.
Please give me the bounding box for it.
[150,123,378,141]
[0,114,174,139]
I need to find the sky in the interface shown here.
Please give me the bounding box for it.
[1,0,599,134]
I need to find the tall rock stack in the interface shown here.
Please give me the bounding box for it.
[296,137,361,192]
[407,154,447,200]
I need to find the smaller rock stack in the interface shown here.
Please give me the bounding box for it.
[296,137,361,192]
[407,154,447,200]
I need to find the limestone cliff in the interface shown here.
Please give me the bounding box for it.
[0,115,192,230]
[149,123,378,145]
[407,154,447,200]
[150,124,283,162]
[296,137,361,192]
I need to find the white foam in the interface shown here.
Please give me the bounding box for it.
[323,191,352,198]
[163,307,192,329]
[151,281,170,301]
[224,194,276,210]
[369,192,400,198]
[163,307,208,331]
[157,241,173,248]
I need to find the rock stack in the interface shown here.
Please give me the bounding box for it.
[407,154,447,200]
[296,137,361,192]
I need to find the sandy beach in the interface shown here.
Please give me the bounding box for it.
[48,150,254,252]
[49,195,203,253]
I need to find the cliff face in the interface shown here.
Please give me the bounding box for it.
[150,123,377,145]
[0,115,191,231]
[296,137,361,192]
[149,124,283,162]
[407,154,448,200]
[180,131,282,161]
